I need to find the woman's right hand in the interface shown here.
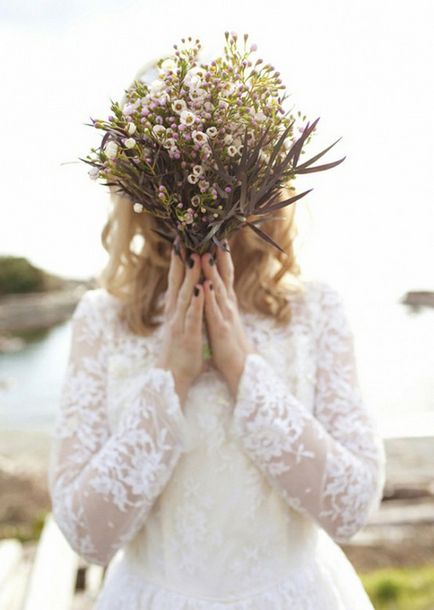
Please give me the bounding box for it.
[155,248,204,407]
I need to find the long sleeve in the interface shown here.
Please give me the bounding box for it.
[230,283,386,544]
[47,291,190,566]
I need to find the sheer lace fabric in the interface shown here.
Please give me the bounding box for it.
[48,279,385,609]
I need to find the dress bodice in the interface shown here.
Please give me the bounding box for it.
[104,285,319,596]
[47,278,386,609]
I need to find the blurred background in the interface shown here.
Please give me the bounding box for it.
[0,1,433,608]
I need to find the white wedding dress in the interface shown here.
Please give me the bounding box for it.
[48,278,386,610]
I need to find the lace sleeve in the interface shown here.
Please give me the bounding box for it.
[47,290,190,566]
[230,283,386,544]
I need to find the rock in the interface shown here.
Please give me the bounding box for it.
[0,284,94,334]
[401,290,434,308]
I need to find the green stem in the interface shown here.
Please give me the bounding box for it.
[198,266,213,361]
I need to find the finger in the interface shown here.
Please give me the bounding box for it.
[204,279,226,330]
[175,253,202,326]
[201,252,230,317]
[185,283,204,335]
[165,247,185,316]
[216,241,236,300]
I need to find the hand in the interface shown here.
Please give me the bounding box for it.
[155,248,204,407]
[201,243,257,399]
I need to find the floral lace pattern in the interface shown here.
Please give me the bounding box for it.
[47,279,385,609]
[230,283,386,543]
[48,291,190,566]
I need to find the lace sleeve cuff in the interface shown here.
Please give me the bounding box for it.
[144,367,195,453]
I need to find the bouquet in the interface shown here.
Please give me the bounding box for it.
[80,32,346,263]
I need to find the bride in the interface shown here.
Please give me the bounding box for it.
[48,63,386,610]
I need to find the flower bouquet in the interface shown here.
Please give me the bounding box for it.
[80,31,345,265]
[80,32,346,360]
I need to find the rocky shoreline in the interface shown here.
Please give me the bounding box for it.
[0,283,95,339]
[1,284,433,340]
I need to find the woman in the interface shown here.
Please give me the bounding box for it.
[48,69,386,610]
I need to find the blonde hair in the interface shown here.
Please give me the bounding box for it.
[95,58,306,336]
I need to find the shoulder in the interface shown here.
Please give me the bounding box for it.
[297,278,350,335]
[302,277,343,302]
[71,287,123,328]
[291,277,344,312]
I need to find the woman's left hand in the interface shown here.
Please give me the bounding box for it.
[201,243,257,399]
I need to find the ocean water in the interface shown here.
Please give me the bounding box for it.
[0,296,432,439]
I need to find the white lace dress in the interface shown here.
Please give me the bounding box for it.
[47,279,386,610]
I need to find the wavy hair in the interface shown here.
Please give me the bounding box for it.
[95,58,306,336]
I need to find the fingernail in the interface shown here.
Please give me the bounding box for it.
[209,282,214,291]
[187,255,194,268]
[194,286,199,297]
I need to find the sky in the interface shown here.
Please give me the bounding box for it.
[0,0,433,303]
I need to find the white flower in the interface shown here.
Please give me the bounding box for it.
[199,179,209,190]
[187,174,199,184]
[159,92,170,105]
[163,137,177,149]
[192,130,208,145]
[152,124,166,138]
[88,167,99,180]
[221,82,236,95]
[159,57,177,74]
[284,137,295,151]
[227,145,238,157]
[172,99,187,114]
[133,203,144,213]
[204,101,213,112]
[190,66,207,79]
[180,110,196,126]
[122,102,138,115]
[201,144,212,158]
[192,164,204,176]
[149,79,165,96]
[124,137,136,149]
[206,126,218,138]
[187,75,202,89]
[191,195,201,206]
[189,87,207,102]
[126,122,137,135]
[184,67,205,88]
[255,110,267,122]
[104,141,118,159]
[224,134,233,145]
[183,209,194,224]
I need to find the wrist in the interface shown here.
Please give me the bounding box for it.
[225,349,257,400]
[172,373,192,407]
[224,356,246,400]
[154,359,192,407]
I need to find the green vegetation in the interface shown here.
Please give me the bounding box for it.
[0,256,67,296]
[0,509,49,543]
[360,565,434,609]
